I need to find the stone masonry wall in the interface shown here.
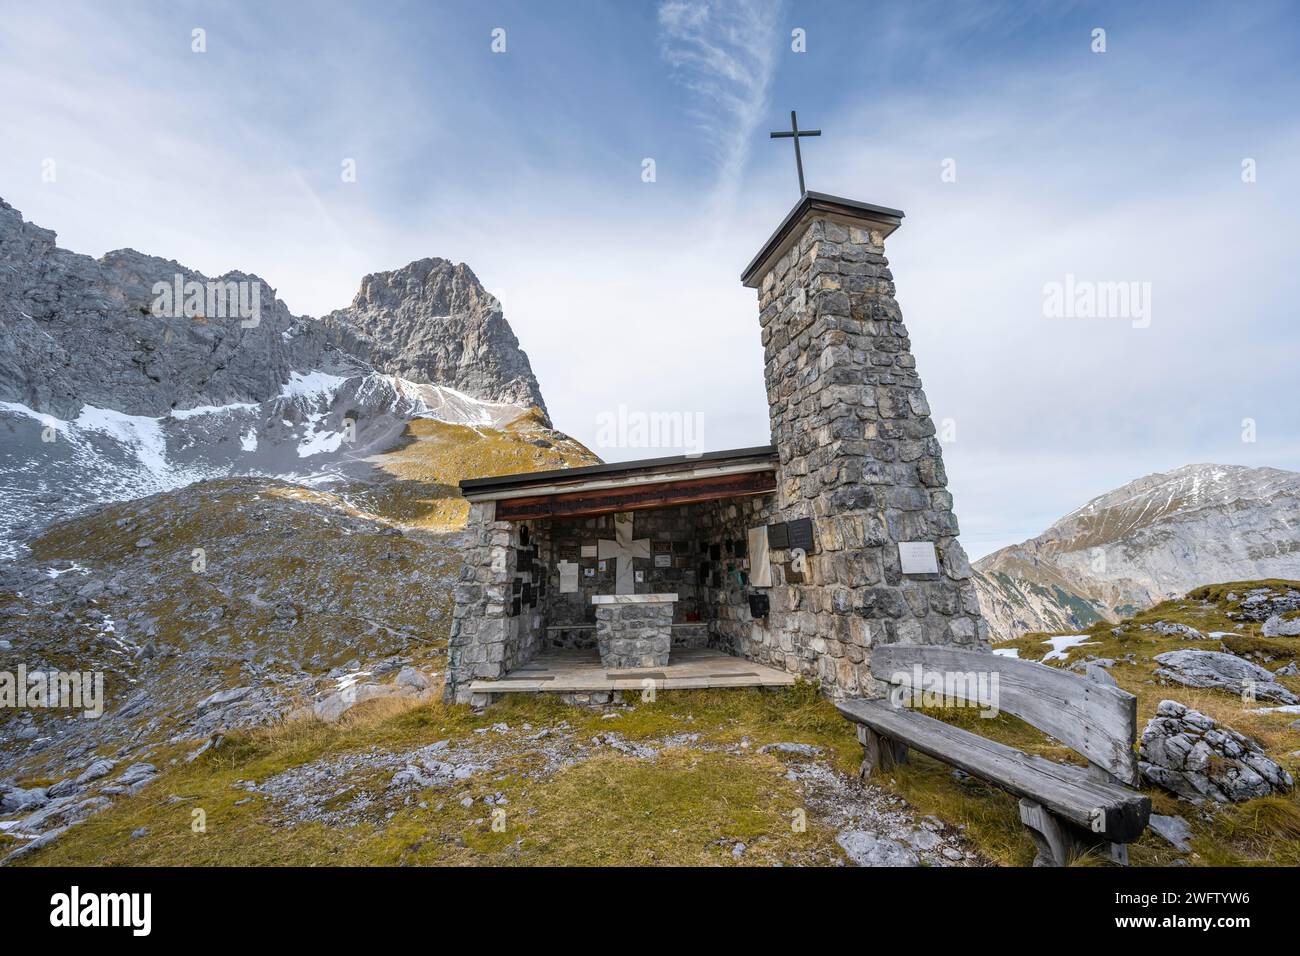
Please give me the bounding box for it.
[446,501,547,703]
[690,494,777,656]
[752,214,988,698]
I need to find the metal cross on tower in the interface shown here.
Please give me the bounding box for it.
[769,110,821,196]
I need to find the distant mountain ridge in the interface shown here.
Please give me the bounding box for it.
[974,463,1300,639]
[0,197,556,559]
[0,198,545,420]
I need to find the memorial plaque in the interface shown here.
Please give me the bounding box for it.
[511,579,522,594]
[899,541,940,575]
[654,553,671,568]
[747,592,770,618]
[766,521,789,549]
[510,597,521,616]
[581,544,598,558]
[558,561,579,593]
[519,524,530,547]
[522,583,532,604]
[786,518,815,551]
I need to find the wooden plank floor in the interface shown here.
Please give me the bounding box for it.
[467,647,797,694]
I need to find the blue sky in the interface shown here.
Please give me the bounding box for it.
[2,0,1299,558]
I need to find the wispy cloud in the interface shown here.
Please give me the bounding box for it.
[657,0,784,215]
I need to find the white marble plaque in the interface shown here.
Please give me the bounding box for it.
[558,561,579,594]
[899,541,939,575]
[580,544,598,558]
[654,553,671,568]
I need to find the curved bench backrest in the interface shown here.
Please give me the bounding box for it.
[869,644,1139,786]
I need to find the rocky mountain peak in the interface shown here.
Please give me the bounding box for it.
[323,257,547,419]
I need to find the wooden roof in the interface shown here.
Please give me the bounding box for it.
[460,446,778,521]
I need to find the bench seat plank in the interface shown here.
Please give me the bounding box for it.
[836,698,1151,843]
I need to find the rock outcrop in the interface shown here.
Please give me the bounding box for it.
[1263,614,1300,637]
[1139,700,1294,802]
[1153,649,1299,704]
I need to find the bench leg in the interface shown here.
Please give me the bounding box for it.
[857,725,909,778]
[1018,799,1082,867]
[1018,799,1131,866]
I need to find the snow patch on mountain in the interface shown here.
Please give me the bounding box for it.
[0,368,534,561]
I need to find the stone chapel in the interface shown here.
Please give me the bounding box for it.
[447,191,989,705]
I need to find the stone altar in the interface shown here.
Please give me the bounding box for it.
[592,593,677,668]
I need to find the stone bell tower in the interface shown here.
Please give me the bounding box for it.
[741,192,988,696]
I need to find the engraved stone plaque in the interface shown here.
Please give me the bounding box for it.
[899,541,939,575]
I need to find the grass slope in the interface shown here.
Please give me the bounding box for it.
[350,408,598,529]
[16,685,868,867]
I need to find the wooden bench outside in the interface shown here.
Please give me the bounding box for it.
[837,644,1151,866]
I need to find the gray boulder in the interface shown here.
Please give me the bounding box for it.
[1139,700,1293,803]
[1141,621,1205,640]
[115,763,158,791]
[395,667,431,692]
[74,758,116,785]
[1148,813,1194,852]
[312,682,400,723]
[758,742,823,757]
[46,778,78,799]
[196,686,251,712]
[1262,614,1300,637]
[1,785,48,814]
[1153,649,1299,704]
[835,830,920,867]
[1083,662,1118,687]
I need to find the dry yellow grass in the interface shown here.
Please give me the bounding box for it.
[350,408,599,529]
